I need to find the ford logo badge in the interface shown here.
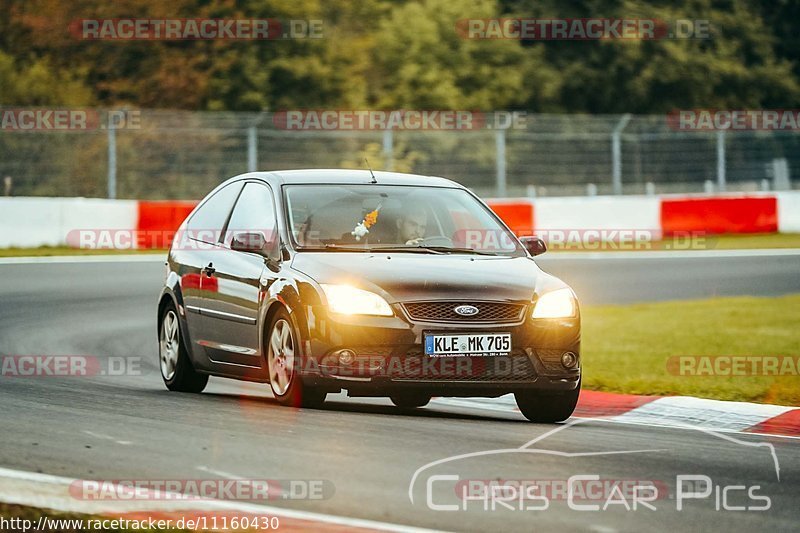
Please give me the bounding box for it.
[454,305,479,316]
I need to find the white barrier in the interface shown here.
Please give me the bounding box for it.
[777,192,800,233]
[0,197,137,248]
[533,196,661,232]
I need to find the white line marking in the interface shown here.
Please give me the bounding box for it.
[0,466,434,533]
[195,465,243,480]
[82,430,131,446]
[540,248,800,260]
[0,254,164,265]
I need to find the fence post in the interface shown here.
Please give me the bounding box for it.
[382,129,394,171]
[248,126,258,172]
[495,128,507,197]
[716,130,726,192]
[107,126,117,199]
[611,114,631,196]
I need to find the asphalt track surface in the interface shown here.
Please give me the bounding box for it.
[0,253,798,531]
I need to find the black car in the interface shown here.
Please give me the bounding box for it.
[157,169,581,422]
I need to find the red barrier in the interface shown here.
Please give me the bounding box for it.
[486,201,535,236]
[660,197,778,235]
[136,201,198,248]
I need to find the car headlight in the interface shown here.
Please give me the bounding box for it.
[532,288,577,319]
[321,284,393,316]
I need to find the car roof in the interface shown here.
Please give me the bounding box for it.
[225,169,462,188]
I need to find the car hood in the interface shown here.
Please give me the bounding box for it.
[291,252,560,303]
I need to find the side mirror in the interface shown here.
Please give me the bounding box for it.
[230,231,268,254]
[520,236,547,256]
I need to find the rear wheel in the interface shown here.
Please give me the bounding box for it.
[390,393,431,409]
[267,309,326,408]
[159,304,208,393]
[515,380,580,423]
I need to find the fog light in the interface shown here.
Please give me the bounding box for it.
[336,349,356,365]
[561,351,578,369]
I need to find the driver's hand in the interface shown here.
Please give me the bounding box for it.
[405,237,424,246]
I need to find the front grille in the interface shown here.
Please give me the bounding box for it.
[402,301,526,323]
[385,349,537,382]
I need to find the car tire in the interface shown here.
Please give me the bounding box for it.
[390,393,431,409]
[159,304,209,393]
[514,380,580,423]
[267,308,326,408]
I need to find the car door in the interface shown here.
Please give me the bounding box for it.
[178,181,244,365]
[199,181,279,368]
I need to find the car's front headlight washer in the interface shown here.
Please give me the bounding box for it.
[321,284,393,316]
[532,288,577,319]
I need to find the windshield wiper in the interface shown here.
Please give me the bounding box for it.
[360,245,445,254]
[419,246,499,256]
[368,245,498,256]
[298,244,372,252]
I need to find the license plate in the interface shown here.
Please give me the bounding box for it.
[424,333,511,357]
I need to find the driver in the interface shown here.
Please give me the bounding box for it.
[396,205,428,245]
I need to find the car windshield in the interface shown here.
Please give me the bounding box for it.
[284,184,525,256]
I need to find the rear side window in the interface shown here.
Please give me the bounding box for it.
[224,183,277,247]
[186,182,244,244]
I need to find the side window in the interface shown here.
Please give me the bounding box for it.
[187,182,244,244]
[224,183,277,248]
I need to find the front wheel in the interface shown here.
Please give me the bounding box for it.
[515,381,580,423]
[267,309,326,408]
[159,304,208,393]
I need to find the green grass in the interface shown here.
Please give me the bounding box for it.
[0,246,165,257]
[705,232,800,250]
[547,232,800,252]
[582,294,800,405]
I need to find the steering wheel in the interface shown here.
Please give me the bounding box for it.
[418,235,453,247]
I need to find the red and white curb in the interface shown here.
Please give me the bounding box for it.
[431,392,800,438]
[0,467,432,533]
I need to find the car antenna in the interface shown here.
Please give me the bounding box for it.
[365,158,378,183]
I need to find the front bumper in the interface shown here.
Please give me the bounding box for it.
[298,302,581,395]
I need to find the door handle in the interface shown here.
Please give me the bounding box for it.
[203,263,216,277]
